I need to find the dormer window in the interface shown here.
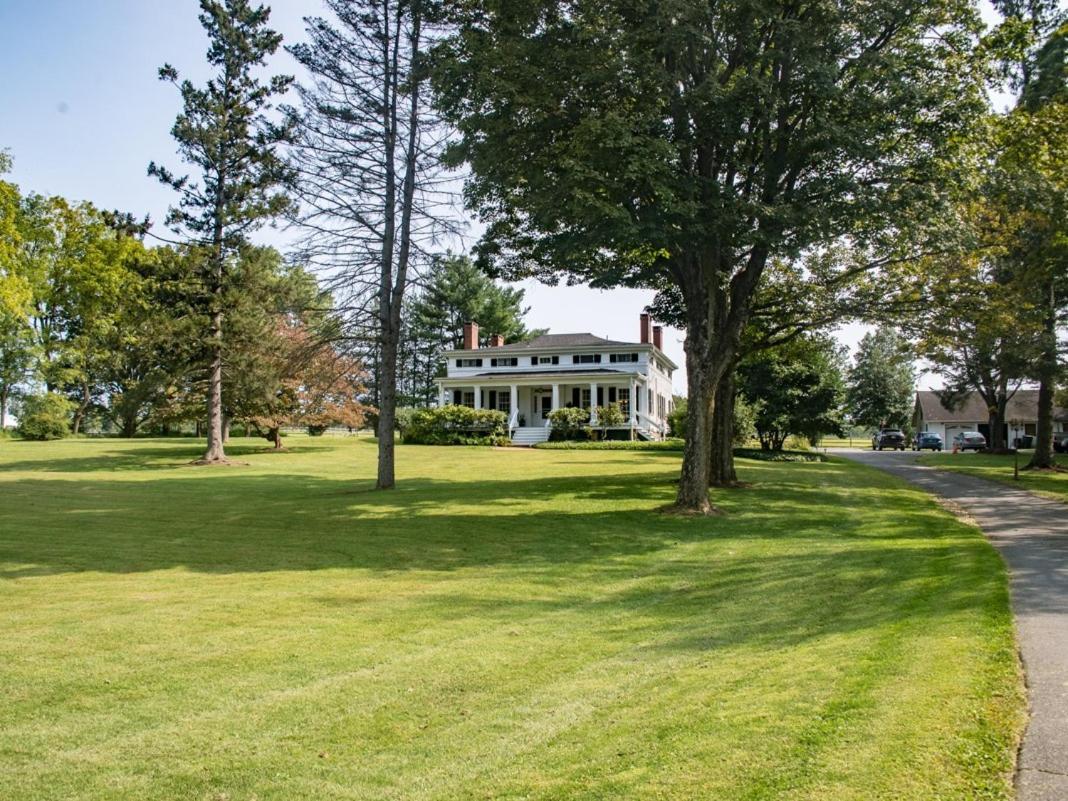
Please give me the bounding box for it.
[609,353,638,363]
[573,354,602,364]
[490,357,518,367]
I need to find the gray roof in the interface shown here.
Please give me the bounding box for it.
[915,390,1068,423]
[460,332,639,353]
[470,368,638,380]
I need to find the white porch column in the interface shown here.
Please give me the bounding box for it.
[510,384,518,415]
[440,385,449,407]
[589,382,599,425]
[629,378,637,424]
[473,385,482,409]
[551,383,560,411]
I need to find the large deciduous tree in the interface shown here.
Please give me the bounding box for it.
[150,0,294,464]
[288,0,453,490]
[846,328,916,432]
[434,0,987,511]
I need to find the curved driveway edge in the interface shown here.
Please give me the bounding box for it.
[833,449,1068,801]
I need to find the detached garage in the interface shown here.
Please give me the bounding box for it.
[912,390,1068,447]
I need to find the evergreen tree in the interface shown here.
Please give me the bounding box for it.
[400,255,543,405]
[149,0,293,463]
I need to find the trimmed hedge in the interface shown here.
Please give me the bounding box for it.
[533,440,826,461]
[403,405,509,446]
[535,439,684,451]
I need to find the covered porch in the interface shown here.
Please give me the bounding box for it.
[437,374,664,438]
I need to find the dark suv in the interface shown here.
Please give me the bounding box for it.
[872,429,907,451]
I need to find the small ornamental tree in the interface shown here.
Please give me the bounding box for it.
[250,324,369,449]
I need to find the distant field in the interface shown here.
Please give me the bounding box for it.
[920,451,1068,501]
[0,436,1023,800]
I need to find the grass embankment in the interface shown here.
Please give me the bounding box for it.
[0,436,1023,800]
[920,450,1068,501]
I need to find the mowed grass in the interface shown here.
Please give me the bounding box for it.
[919,451,1068,501]
[0,436,1023,801]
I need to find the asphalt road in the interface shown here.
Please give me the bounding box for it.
[834,449,1068,801]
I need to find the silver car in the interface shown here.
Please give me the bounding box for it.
[952,431,986,452]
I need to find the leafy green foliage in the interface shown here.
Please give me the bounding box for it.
[847,329,917,431]
[16,392,72,440]
[403,405,508,445]
[593,402,626,428]
[548,406,591,441]
[738,335,847,451]
[433,0,989,509]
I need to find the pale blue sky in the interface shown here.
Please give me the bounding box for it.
[2,1,1016,391]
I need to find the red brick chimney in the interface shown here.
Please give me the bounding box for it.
[652,325,663,350]
[639,313,651,344]
[489,333,505,347]
[463,321,479,349]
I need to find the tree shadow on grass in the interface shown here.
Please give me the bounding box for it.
[0,459,1029,650]
[0,442,341,474]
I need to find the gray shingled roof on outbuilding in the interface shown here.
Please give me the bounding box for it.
[915,390,1068,423]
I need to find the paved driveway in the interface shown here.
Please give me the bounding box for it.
[834,449,1068,801]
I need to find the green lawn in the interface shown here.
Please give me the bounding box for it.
[0,436,1023,800]
[919,451,1068,501]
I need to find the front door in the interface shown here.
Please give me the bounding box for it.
[532,390,552,422]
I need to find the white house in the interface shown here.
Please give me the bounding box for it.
[913,389,1068,446]
[436,313,678,445]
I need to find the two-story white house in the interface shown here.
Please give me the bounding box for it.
[436,314,678,445]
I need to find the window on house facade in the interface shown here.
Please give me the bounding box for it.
[462,391,475,408]
[490,357,518,367]
[533,355,560,365]
[609,353,638,363]
[497,393,511,413]
[581,389,592,408]
[648,388,654,416]
[456,358,483,368]
[617,388,630,414]
[573,354,602,364]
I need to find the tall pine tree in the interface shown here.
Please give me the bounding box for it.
[149,0,293,463]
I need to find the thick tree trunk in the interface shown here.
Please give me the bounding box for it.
[709,370,737,486]
[222,413,231,443]
[0,390,6,430]
[376,331,399,489]
[271,427,282,449]
[202,307,227,462]
[1028,283,1057,469]
[1030,377,1055,468]
[674,355,713,513]
[121,412,139,438]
